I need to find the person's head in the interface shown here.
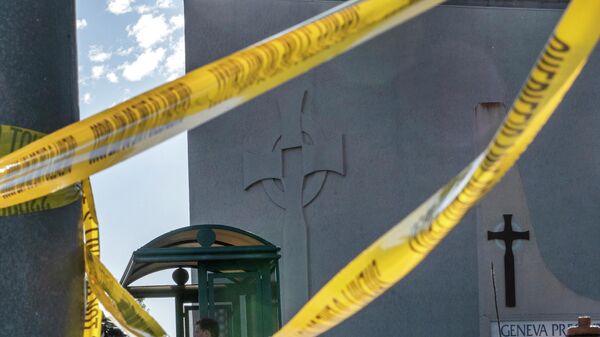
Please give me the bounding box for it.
[195,318,219,337]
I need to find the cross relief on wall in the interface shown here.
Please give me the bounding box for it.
[242,89,345,319]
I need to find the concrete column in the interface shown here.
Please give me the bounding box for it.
[0,1,83,336]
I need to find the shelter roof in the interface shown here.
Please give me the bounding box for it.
[120,224,279,286]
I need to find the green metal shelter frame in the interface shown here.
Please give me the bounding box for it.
[120,224,282,337]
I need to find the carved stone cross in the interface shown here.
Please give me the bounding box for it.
[243,90,344,319]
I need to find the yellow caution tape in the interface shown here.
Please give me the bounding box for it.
[81,179,166,337]
[85,243,167,337]
[82,178,103,337]
[0,0,444,208]
[273,1,600,336]
[2,0,447,334]
[0,125,79,216]
[0,125,165,337]
[3,1,597,336]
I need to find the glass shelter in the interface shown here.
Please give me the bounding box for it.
[120,225,281,337]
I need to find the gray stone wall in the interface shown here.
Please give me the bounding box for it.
[186,2,600,336]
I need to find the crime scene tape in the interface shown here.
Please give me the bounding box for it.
[1,0,597,336]
[0,125,109,335]
[82,178,102,337]
[85,248,167,337]
[2,0,449,335]
[82,179,167,337]
[272,1,600,336]
[0,125,79,216]
[0,0,445,208]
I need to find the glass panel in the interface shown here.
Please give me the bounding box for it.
[214,303,234,337]
[184,305,198,337]
[209,272,262,337]
[184,304,232,337]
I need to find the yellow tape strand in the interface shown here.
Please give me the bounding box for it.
[0,125,79,215]
[273,1,600,336]
[85,246,167,337]
[0,0,444,208]
[82,179,103,337]
[0,127,162,336]
[81,179,166,337]
[3,1,597,336]
[1,1,447,334]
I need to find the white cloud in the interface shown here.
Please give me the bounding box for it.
[136,4,152,13]
[76,19,88,29]
[165,37,184,80]
[134,0,174,14]
[156,0,173,8]
[127,14,170,49]
[83,93,92,105]
[121,48,166,81]
[169,15,184,31]
[92,65,106,79]
[116,47,134,56]
[78,68,89,86]
[107,72,119,83]
[89,45,112,63]
[107,0,134,15]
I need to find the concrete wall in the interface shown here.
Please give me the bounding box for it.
[185,2,600,336]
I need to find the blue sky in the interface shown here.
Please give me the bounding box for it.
[77,0,189,334]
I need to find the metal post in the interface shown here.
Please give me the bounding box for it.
[175,292,184,337]
[173,267,190,337]
[0,1,83,337]
[197,264,209,318]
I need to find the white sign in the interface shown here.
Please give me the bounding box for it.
[490,320,599,337]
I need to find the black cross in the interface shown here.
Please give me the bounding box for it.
[488,214,530,307]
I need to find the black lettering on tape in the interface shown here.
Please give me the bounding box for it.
[302,260,388,333]
[88,83,192,165]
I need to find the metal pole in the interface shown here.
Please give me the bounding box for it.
[175,292,185,337]
[0,1,83,336]
[197,264,209,318]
